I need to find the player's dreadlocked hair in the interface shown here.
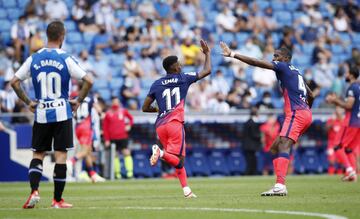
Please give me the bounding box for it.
[278,47,292,61]
[162,56,178,73]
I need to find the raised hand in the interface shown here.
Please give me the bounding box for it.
[200,39,210,55]
[220,41,231,57]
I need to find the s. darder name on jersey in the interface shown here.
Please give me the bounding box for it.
[33,59,64,71]
[162,78,178,85]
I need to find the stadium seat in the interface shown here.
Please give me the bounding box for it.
[1,0,16,8]
[132,150,153,178]
[255,0,270,10]
[301,43,315,55]
[151,158,162,177]
[188,148,211,176]
[93,79,108,90]
[116,10,130,21]
[220,32,235,44]
[274,11,292,26]
[301,148,323,173]
[0,19,11,32]
[339,32,351,43]
[0,9,7,19]
[236,33,249,44]
[293,150,305,174]
[1,32,11,45]
[227,149,246,175]
[352,33,360,44]
[110,54,126,67]
[7,8,21,20]
[65,20,77,32]
[66,32,82,44]
[331,44,344,55]
[109,77,123,90]
[271,1,285,10]
[285,1,299,11]
[97,89,111,101]
[17,0,29,9]
[208,149,230,176]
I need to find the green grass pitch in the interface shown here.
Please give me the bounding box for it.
[0,175,359,219]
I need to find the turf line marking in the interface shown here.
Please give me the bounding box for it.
[0,206,347,219]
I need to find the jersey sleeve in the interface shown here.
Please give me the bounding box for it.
[183,72,199,85]
[65,56,87,79]
[346,85,355,98]
[14,56,32,80]
[271,61,286,76]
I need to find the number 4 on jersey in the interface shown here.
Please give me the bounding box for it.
[298,75,307,96]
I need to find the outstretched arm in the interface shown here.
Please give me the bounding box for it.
[197,39,212,80]
[220,42,274,70]
[326,93,354,110]
[142,96,158,113]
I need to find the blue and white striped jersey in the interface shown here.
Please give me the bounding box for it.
[15,48,87,123]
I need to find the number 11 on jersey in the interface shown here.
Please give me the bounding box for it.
[162,87,180,110]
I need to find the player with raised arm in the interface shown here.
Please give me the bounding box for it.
[326,67,360,182]
[10,21,93,208]
[220,42,314,196]
[142,39,211,198]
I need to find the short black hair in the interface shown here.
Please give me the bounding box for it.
[46,21,65,42]
[162,56,178,72]
[349,66,360,79]
[278,47,292,60]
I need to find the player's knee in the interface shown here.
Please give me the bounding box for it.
[345,148,353,154]
[175,157,184,169]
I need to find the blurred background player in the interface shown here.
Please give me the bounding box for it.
[10,21,93,208]
[326,67,360,181]
[325,106,344,175]
[103,96,134,179]
[142,39,211,198]
[260,113,280,175]
[220,42,314,196]
[68,91,105,183]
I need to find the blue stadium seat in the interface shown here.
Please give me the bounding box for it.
[116,10,130,21]
[188,149,211,176]
[301,148,323,173]
[184,161,193,177]
[132,150,153,178]
[293,150,305,174]
[70,43,86,54]
[271,1,285,11]
[0,9,7,19]
[255,0,270,10]
[97,89,111,101]
[293,12,305,21]
[301,43,315,55]
[65,20,77,32]
[208,149,230,176]
[83,32,96,45]
[109,77,123,90]
[236,33,250,44]
[17,0,30,9]
[352,33,360,44]
[1,32,11,45]
[7,8,21,20]
[339,32,351,42]
[331,44,345,55]
[227,149,246,175]
[93,79,108,90]
[0,19,11,32]
[275,11,292,26]
[151,157,162,177]
[285,1,299,11]
[66,32,82,44]
[1,0,16,8]
[220,32,235,44]
[110,54,126,67]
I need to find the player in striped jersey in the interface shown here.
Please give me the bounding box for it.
[10,21,93,208]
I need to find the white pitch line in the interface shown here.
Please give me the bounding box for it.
[0,206,347,219]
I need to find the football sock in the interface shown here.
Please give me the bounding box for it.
[124,155,134,178]
[53,164,67,202]
[273,153,290,185]
[175,167,188,188]
[328,165,335,175]
[86,166,96,177]
[334,146,352,169]
[162,151,180,167]
[345,149,357,171]
[114,157,121,179]
[28,159,43,193]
